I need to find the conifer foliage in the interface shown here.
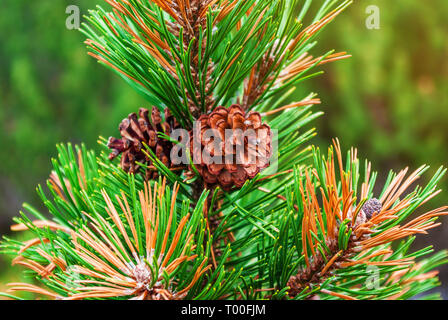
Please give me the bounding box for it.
[1,0,448,300]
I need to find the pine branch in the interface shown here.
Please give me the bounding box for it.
[262,139,448,300]
[242,1,352,109]
[83,0,351,124]
[1,144,239,300]
[161,0,221,116]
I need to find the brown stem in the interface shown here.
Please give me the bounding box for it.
[286,231,369,299]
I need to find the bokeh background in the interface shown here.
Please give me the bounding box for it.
[1,0,447,298]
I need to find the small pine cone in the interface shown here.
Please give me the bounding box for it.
[362,198,382,220]
[352,198,382,227]
[108,107,180,180]
[190,104,272,190]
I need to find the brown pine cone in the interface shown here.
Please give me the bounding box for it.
[107,107,180,180]
[190,104,272,190]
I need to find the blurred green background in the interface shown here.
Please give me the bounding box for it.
[1,0,447,298]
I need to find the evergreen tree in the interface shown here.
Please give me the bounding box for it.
[1,0,447,300]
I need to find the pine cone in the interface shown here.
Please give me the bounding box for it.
[108,107,180,180]
[190,104,272,190]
